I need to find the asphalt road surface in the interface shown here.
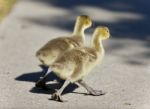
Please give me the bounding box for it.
[0,0,150,109]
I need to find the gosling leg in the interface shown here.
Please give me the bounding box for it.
[35,68,52,88]
[50,80,70,102]
[78,80,106,96]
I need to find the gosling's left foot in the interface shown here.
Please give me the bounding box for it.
[50,93,67,102]
[88,90,106,96]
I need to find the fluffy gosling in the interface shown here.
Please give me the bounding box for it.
[35,15,92,88]
[50,26,110,102]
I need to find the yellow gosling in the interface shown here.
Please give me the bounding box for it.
[50,26,110,102]
[36,15,92,66]
[36,15,92,88]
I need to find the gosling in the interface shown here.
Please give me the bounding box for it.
[36,15,92,87]
[50,26,110,102]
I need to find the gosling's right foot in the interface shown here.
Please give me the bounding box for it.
[35,77,47,89]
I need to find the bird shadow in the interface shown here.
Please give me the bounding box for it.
[30,82,79,95]
[15,65,60,83]
[15,65,79,95]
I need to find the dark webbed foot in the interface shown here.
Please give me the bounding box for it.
[36,67,52,89]
[50,93,67,102]
[49,80,70,102]
[35,77,47,89]
[88,90,106,96]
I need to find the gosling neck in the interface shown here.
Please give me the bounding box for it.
[91,35,104,52]
[72,21,85,37]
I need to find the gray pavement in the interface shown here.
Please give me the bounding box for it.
[0,0,150,109]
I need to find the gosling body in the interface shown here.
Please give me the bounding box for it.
[51,47,104,82]
[36,15,92,66]
[50,27,110,102]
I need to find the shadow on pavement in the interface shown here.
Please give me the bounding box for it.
[15,65,60,83]
[30,83,79,95]
[27,0,150,41]
[15,65,79,95]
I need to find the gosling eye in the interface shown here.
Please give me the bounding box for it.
[106,29,109,33]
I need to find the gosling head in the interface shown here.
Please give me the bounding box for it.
[77,15,92,29]
[94,26,110,40]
